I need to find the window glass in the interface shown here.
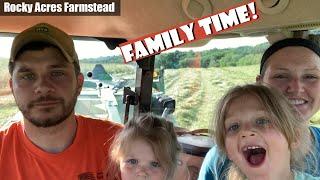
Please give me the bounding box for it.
[0,37,17,127]
[2,35,320,129]
[75,41,136,123]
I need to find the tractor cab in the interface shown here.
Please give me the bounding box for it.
[1,0,320,179]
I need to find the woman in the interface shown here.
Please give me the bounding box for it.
[198,38,320,180]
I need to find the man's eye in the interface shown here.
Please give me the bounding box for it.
[304,74,318,80]
[126,159,138,165]
[150,161,161,168]
[256,118,270,126]
[51,71,65,77]
[226,123,239,133]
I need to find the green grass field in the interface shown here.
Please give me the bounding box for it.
[164,65,260,129]
[0,59,16,126]
[0,59,10,89]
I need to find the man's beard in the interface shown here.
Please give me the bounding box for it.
[17,91,78,128]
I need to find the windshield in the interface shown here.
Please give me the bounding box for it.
[1,35,320,130]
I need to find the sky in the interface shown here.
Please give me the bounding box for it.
[0,36,267,59]
[0,36,121,59]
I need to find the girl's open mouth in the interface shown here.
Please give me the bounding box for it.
[242,146,266,166]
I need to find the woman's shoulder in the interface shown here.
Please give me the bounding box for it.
[203,145,225,162]
[294,170,320,180]
[310,126,320,142]
[310,126,320,133]
[310,126,320,145]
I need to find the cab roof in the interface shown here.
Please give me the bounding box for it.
[0,0,319,46]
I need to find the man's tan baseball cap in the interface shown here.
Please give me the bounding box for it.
[10,23,79,65]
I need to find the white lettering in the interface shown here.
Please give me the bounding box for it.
[3,2,33,13]
[64,2,114,12]
[211,15,222,32]
[64,2,71,12]
[108,2,115,12]
[34,2,41,12]
[198,17,213,35]
[179,23,195,41]
[236,5,250,23]
[161,31,173,49]
[169,29,184,46]
[4,2,11,12]
[121,44,134,63]
[219,9,239,29]
[144,35,165,54]
[134,41,149,59]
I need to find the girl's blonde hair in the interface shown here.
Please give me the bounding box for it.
[212,84,315,179]
[109,113,181,180]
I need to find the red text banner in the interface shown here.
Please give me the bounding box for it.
[120,1,259,63]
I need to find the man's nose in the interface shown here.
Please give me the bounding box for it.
[34,77,54,94]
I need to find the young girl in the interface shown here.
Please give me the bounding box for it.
[213,84,317,180]
[109,114,181,180]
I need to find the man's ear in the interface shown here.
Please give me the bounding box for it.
[76,73,84,95]
[9,78,13,94]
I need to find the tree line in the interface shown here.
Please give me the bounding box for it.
[81,43,269,69]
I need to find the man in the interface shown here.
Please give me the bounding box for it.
[198,38,320,179]
[0,23,122,179]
